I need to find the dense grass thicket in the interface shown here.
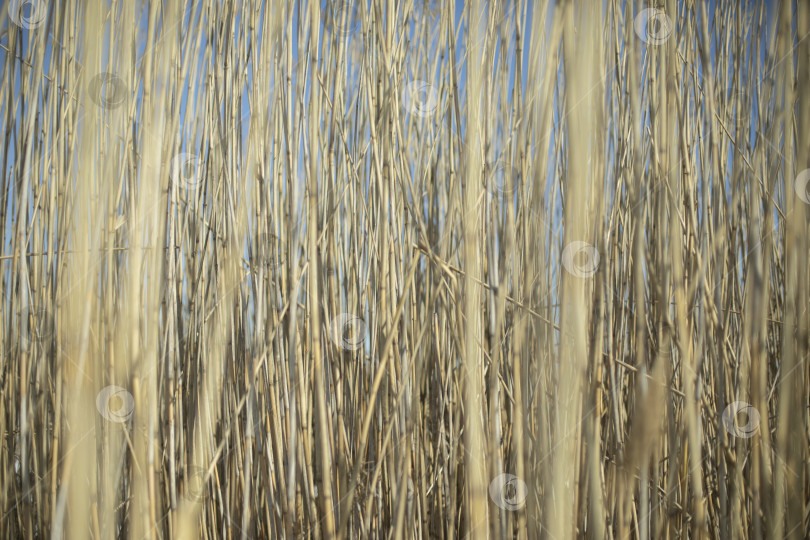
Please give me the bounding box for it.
[1,0,809,538]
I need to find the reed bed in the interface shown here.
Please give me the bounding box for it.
[1,0,808,538]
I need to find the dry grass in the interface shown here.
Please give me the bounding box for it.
[1,0,809,538]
